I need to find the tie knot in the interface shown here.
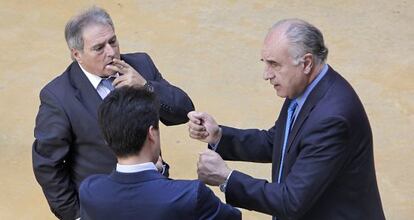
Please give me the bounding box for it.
[101,76,115,91]
[288,100,298,112]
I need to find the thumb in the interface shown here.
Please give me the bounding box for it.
[188,111,206,124]
[203,149,218,157]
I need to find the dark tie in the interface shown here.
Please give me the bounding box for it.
[277,100,298,183]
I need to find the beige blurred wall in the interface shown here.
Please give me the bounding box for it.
[0,1,412,219]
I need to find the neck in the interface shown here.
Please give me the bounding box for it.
[291,63,325,99]
[117,154,153,165]
[308,63,325,84]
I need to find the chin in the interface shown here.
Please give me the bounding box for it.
[102,70,116,77]
[274,89,283,97]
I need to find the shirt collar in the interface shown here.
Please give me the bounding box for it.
[293,64,329,115]
[78,63,102,89]
[116,162,158,173]
[78,63,119,89]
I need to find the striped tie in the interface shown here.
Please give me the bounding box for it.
[98,76,116,99]
[101,77,115,91]
[277,100,298,183]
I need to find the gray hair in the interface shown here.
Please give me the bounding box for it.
[271,19,328,65]
[64,6,114,52]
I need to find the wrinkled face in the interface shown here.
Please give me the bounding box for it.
[72,24,120,77]
[261,30,308,99]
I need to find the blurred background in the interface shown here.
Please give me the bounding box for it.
[0,0,412,219]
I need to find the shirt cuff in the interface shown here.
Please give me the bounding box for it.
[208,136,222,151]
[219,170,233,193]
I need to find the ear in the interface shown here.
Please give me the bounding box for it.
[71,48,82,63]
[303,53,313,75]
[147,125,158,144]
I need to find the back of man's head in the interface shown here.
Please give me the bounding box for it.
[98,87,160,158]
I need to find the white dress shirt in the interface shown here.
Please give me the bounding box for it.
[78,63,118,99]
[116,162,158,173]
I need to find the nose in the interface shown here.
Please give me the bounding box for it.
[104,43,115,58]
[263,65,274,81]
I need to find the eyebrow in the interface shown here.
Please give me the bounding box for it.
[261,58,279,65]
[108,35,117,42]
[91,42,104,50]
[91,35,117,50]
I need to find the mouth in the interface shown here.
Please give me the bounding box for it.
[106,61,114,67]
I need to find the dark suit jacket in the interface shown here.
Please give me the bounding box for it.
[79,170,241,220]
[32,53,194,220]
[216,66,385,220]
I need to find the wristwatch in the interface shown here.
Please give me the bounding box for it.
[144,81,154,92]
[219,178,229,193]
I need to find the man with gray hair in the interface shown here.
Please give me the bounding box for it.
[33,6,194,219]
[188,19,385,219]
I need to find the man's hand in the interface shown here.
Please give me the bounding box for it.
[197,149,231,186]
[105,58,147,88]
[187,111,222,145]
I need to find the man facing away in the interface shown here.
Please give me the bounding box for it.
[79,87,241,220]
[32,6,194,219]
[188,19,385,220]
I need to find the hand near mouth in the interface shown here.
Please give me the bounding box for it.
[105,58,147,88]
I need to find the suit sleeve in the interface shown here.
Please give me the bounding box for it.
[143,53,195,125]
[32,87,79,220]
[225,117,351,219]
[215,124,277,163]
[196,182,241,220]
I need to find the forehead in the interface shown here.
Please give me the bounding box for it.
[261,30,289,60]
[82,24,115,45]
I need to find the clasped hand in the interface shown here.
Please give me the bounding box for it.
[188,111,231,186]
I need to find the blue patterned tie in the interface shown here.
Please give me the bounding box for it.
[277,100,298,183]
[101,77,115,91]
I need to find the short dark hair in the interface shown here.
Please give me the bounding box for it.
[98,87,160,158]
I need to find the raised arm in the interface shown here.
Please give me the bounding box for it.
[225,117,350,219]
[118,53,195,125]
[188,110,276,162]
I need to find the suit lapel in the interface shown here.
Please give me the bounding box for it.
[68,62,103,120]
[286,66,338,153]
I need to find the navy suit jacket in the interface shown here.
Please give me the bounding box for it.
[216,66,385,220]
[32,53,194,220]
[79,170,241,220]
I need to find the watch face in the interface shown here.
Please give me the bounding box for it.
[219,182,226,192]
[145,82,154,92]
[219,184,225,192]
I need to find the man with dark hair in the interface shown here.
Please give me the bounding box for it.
[188,19,385,219]
[32,6,194,219]
[79,87,241,220]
